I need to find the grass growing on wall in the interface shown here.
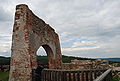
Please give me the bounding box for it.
[0,71,9,81]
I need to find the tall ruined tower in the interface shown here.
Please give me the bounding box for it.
[9,4,62,81]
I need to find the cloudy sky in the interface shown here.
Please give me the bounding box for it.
[0,0,120,58]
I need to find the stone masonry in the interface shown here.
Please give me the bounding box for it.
[9,4,62,81]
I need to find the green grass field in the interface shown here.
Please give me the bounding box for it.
[0,71,9,81]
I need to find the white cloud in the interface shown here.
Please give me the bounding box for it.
[62,46,99,51]
[72,41,98,47]
[37,47,47,56]
[0,36,11,56]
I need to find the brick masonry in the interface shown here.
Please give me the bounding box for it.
[9,4,62,81]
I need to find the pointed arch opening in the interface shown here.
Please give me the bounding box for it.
[36,46,48,68]
[36,45,55,69]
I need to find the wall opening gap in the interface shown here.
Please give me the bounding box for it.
[37,46,48,68]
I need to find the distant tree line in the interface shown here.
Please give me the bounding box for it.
[37,55,96,64]
[0,56,10,71]
[0,56,10,65]
[0,55,120,66]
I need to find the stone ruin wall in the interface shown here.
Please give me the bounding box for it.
[62,63,92,70]
[62,60,110,70]
[9,4,62,81]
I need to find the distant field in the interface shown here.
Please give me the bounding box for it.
[0,71,9,81]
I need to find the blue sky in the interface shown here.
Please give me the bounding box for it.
[0,0,120,58]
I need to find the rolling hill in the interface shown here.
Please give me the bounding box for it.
[100,58,120,62]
